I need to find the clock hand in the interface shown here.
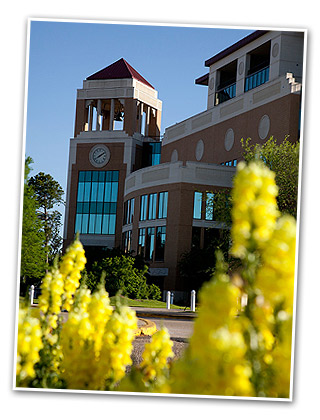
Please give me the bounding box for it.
[96,152,106,159]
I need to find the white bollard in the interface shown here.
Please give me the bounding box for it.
[166,291,171,309]
[30,285,35,306]
[191,290,196,312]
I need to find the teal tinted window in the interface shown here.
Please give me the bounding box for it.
[148,193,157,220]
[123,230,132,253]
[138,228,146,257]
[123,198,135,225]
[193,192,202,219]
[155,226,166,261]
[142,142,162,167]
[140,195,148,221]
[146,227,155,261]
[158,191,168,219]
[75,170,119,235]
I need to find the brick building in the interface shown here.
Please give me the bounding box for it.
[64,30,304,302]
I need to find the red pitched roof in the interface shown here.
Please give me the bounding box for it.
[86,58,154,89]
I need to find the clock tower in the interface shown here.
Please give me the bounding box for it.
[63,58,162,254]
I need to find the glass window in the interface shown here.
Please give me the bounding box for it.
[146,227,155,261]
[75,170,119,235]
[77,182,85,201]
[140,195,148,221]
[205,193,214,221]
[84,182,91,201]
[193,192,202,219]
[155,226,166,261]
[158,191,168,219]
[123,230,132,253]
[123,200,129,225]
[148,193,157,220]
[75,214,82,234]
[97,182,105,202]
[142,142,162,167]
[124,198,135,225]
[79,171,86,182]
[129,198,134,223]
[138,228,146,257]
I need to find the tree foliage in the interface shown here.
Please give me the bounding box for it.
[86,254,161,300]
[28,172,64,263]
[178,247,216,294]
[20,157,46,291]
[242,136,300,218]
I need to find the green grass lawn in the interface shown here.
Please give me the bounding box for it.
[109,296,189,310]
[20,296,189,310]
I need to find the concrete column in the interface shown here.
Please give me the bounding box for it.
[139,102,144,133]
[145,106,150,137]
[88,104,93,131]
[236,55,246,96]
[109,99,115,131]
[96,99,102,131]
[269,35,281,81]
[207,70,217,108]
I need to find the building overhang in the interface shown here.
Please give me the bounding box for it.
[204,30,268,67]
[195,73,209,86]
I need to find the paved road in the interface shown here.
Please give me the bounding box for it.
[142,316,194,340]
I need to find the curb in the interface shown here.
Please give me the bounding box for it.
[134,318,157,336]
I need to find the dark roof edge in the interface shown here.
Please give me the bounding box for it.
[205,30,269,67]
[195,73,209,86]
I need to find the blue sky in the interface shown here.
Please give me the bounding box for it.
[25,20,253,207]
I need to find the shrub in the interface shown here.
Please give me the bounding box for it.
[146,283,161,301]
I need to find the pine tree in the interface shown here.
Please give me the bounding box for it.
[20,157,46,292]
[28,171,64,264]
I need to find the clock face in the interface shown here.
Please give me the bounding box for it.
[89,145,110,168]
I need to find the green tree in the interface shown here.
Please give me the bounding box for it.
[242,136,300,218]
[86,254,161,300]
[20,157,46,293]
[178,247,217,294]
[28,172,64,264]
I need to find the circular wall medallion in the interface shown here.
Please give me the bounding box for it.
[224,128,235,151]
[272,42,280,58]
[209,77,215,90]
[89,144,110,168]
[195,139,204,161]
[238,61,244,76]
[258,115,270,140]
[171,149,178,163]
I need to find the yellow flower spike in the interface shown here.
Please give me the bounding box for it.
[60,239,87,312]
[140,327,174,384]
[231,161,280,257]
[16,309,43,386]
[256,215,296,309]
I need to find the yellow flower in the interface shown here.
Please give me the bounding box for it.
[140,328,174,383]
[16,309,43,386]
[231,161,280,257]
[256,215,296,310]
[59,239,87,311]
